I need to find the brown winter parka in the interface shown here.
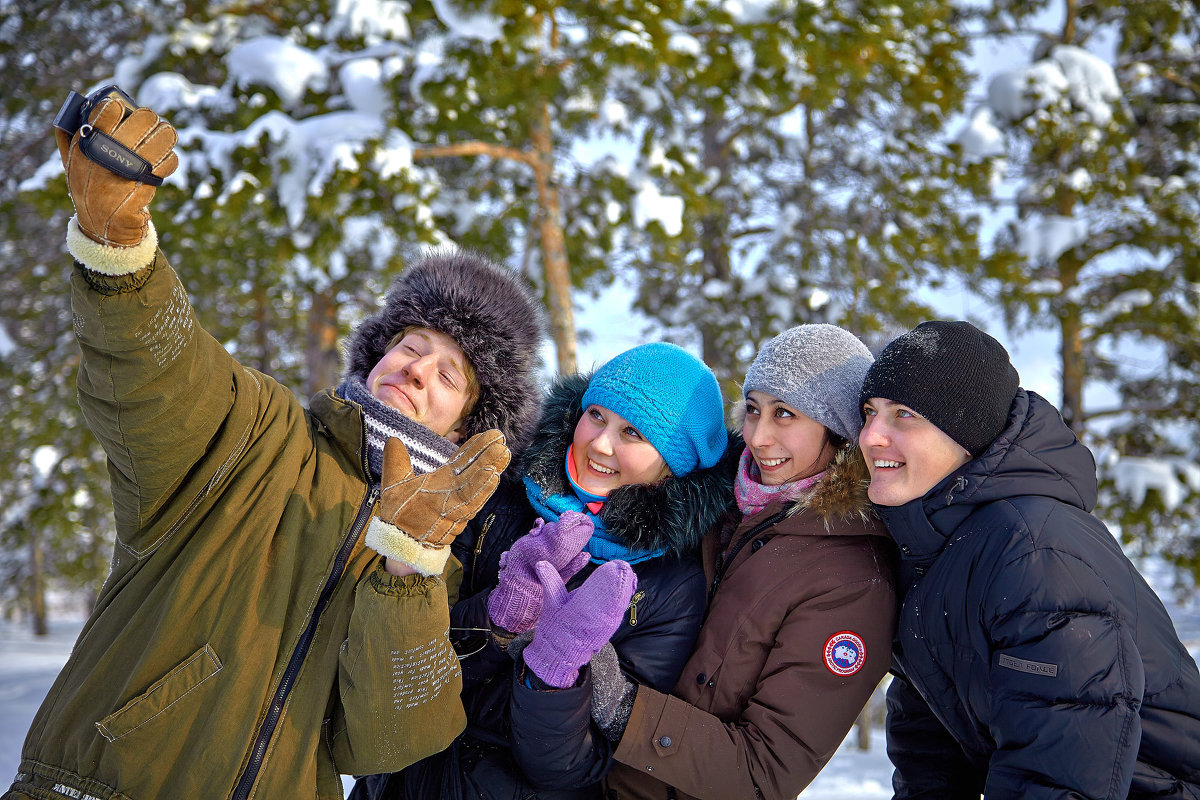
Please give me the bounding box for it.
[5,252,466,800]
[604,447,897,800]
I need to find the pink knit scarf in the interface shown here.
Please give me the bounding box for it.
[734,447,825,516]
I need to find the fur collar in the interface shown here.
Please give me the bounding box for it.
[523,373,739,559]
[785,444,877,530]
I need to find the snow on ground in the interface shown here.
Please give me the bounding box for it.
[0,616,80,781]
[2,555,1198,798]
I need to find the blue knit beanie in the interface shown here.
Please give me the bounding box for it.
[582,342,728,477]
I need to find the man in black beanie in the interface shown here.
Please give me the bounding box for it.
[859,320,1200,800]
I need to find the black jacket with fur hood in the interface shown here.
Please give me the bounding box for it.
[352,371,739,800]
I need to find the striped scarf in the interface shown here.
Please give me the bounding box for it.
[339,378,458,482]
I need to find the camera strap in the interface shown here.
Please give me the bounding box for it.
[55,85,166,186]
[77,127,165,186]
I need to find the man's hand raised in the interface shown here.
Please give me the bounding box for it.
[366,431,511,577]
[56,90,178,249]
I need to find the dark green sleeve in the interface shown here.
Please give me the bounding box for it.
[330,560,466,774]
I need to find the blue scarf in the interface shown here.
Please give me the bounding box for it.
[520,447,667,565]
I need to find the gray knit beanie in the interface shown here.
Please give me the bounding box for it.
[743,324,874,442]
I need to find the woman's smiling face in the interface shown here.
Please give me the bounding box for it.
[570,404,669,496]
[742,391,835,486]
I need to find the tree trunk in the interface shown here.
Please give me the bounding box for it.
[306,288,342,398]
[530,103,577,375]
[254,280,272,375]
[699,115,735,395]
[1055,188,1085,436]
[30,530,47,637]
[855,705,871,751]
[1058,292,1085,435]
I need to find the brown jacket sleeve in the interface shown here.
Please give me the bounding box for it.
[613,573,895,800]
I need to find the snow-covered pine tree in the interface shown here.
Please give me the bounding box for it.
[571,0,978,393]
[395,0,739,374]
[93,0,449,395]
[0,0,180,629]
[3,0,451,620]
[956,0,1200,579]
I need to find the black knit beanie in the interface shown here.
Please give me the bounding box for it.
[859,321,1019,457]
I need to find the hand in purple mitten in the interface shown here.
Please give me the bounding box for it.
[523,559,637,689]
[487,511,594,635]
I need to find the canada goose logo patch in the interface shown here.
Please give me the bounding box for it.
[824,631,865,676]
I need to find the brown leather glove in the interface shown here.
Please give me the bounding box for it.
[55,91,178,248]
[365,431,511,576]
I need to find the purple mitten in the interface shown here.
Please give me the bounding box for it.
[523,559,637,689]
[487,511,594,635]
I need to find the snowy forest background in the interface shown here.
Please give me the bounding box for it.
[1,0,1199,632]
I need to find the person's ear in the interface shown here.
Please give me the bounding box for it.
[445,422,465,444]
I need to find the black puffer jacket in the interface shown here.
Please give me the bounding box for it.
[882,390,1200,800]
[353,373,738,800]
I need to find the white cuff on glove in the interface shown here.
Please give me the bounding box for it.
[365,516,451,577]
[67,216,158,276]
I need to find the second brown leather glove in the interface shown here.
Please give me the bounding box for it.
[365,430,511,576]
[56,90,178,273]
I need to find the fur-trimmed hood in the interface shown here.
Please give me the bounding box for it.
[783,444,877,530]
[343,249,545,456]
[523,373,739,559]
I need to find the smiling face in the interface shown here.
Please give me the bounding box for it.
[859,397,972,506]
[742,390,837,486]
[570,404,670,496]
[365,327,475,441]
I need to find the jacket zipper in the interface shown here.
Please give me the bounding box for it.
[627,590,645,626]
[946,475,968,504]
[230,484,379,800]
[708,507,789,605]
[470,513,495,594]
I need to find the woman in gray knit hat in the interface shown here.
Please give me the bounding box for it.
[598,324,899,800]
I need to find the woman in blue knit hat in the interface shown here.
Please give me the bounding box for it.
[352,342,737,800]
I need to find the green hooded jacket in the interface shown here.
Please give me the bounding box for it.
[5,252,466,800]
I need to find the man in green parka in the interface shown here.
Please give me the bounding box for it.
[5,89,545,800]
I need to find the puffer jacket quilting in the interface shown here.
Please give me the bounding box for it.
[881,389,1200,800]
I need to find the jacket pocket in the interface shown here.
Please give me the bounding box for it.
[95,643,223,742]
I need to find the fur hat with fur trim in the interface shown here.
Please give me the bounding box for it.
[344,249,546,456]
